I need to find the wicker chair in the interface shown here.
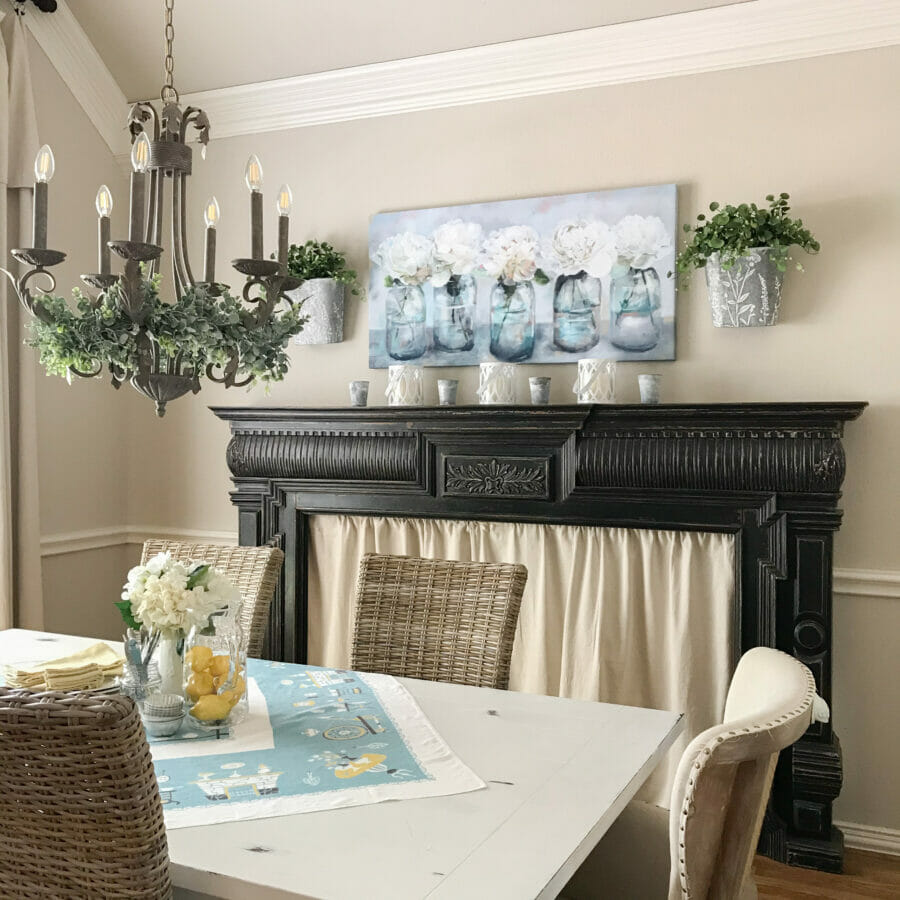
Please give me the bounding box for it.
[0,688,171,899]
[141,540,284,658]
[351,553,527,689]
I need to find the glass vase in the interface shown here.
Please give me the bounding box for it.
[609,266,662,352]
[433,274,476,352]
[552,271,602,352]
[490,280,535,362]
[183,603,248,729]
[385,283,427,360]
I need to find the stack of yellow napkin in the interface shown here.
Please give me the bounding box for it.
[2,642,124,691]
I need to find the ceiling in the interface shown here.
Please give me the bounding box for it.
[66,0,745,101]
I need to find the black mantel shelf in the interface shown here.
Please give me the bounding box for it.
[213,401,866,873]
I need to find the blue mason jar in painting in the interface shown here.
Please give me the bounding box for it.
[490,280,535,362]
[385,283,427,360]
[609,266,662,352]
[552,271,603,352]
[433,274,476,353]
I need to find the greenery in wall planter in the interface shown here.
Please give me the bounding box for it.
[283,240,359,345]
[675,193,820,328]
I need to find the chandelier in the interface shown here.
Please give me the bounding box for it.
[2,0,304,416]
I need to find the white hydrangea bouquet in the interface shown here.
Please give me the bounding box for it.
[116,552,239,636]
[116,552,241,694]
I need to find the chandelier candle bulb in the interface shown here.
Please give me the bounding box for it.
[32,145,54,250]
[276,184,292,267]
[245,155,264,259]
[95,186,113,275]
[203,196,219,283]
[129,133,151,243]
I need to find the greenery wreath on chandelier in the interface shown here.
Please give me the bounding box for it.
[27,274,306,389]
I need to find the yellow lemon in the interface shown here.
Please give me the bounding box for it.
[186,671,215,700]
[189,694,233,722]
[209,655,231,677]
[186,645,214,672]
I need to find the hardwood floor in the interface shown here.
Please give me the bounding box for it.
[754,850,900,899]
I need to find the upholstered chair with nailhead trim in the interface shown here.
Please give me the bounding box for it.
[563,647,826,899]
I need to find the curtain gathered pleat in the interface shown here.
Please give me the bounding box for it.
[308,514,734,805]
[0,11,43,629]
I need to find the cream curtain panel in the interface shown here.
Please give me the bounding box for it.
[0,9,43,629]
[308,514,735,804]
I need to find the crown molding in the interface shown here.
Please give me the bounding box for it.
[19,0,900,155]
[19,0,129,156]
[183,0,900,141]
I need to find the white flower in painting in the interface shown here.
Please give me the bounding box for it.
[613,215,673,269]
[544,220,616,278]
[372,232,433,286]
[480,225,541,283]
[430,219,483,286]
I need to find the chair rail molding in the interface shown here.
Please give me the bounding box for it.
[22,0,900,154]
[39,531,900,603]
[40,525,238,557]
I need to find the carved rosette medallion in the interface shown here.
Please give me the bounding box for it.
[444,457,548,498]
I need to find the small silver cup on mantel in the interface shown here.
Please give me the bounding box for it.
[638,374,661,405]
[349,380,369,407]
[437,379,459,406]
[529,376,551,405]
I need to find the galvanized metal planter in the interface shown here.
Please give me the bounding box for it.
[704,247,785,327]
[291,278,345,344]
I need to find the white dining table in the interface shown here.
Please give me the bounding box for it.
[0,628,683,900]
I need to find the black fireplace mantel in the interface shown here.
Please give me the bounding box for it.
[213,401,866,872]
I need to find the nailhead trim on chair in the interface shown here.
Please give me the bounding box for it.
[675,654,817,897]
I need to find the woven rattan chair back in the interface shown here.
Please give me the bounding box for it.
[141,540,284,658]
[0,688,171,899]
[352,553,527,689]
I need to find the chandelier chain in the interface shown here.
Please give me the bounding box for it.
[162,0,178,103]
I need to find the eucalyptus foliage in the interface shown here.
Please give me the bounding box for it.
[27,276,304,385]
[283,240,359,295]
[675,193,820,282]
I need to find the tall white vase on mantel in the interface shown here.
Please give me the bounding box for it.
[156,631,184,696]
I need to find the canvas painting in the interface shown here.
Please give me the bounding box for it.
[368,183,677,368]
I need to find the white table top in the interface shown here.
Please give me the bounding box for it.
[0,629,683,900]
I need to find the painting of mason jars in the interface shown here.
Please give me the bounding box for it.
[368,183,676,367]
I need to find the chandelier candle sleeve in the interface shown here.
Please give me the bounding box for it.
[203,196,219,283]
[129,133,151,243]
[32,145,54,250]
[276,184,292,267]
[245,155,264,259]
[95,186,113,275]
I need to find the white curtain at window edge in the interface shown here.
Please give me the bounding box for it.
[0,10,43,630]
[307,514,735,806]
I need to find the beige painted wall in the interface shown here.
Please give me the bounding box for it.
[27,35,136,626]
[126,47,899,575]
[24,38,899,833]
